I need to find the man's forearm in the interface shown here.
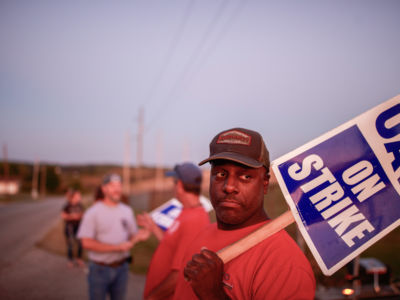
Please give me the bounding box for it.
[151,224,165,241]
[81,238,128,253]
[61,213,82,221]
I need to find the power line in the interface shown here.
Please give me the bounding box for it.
[140,0,196,109]
[191,0,247,76]
[131,1,196,166]
[145,0,231,132]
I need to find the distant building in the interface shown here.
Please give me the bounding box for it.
[0,178,20,195]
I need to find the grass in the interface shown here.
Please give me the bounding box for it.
[36,218,79,258]
[131,235,158,274]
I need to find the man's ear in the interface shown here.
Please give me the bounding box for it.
[101,185,107,195]
[263,171,270,194]
[176,180,184,192]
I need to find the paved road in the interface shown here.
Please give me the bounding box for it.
[0,197,145,300]
[0,197,64,268]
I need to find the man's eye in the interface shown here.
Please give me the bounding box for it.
[216,171,226,178]
[241,174,251,180]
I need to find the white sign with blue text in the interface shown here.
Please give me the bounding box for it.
[272,95,400,276]
[150,196,213,231]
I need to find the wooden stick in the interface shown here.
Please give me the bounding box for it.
[217,210,296,264]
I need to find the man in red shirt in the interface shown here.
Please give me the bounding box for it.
[139,162,210,300]
[174,128,315,300]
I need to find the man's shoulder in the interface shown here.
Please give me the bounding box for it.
[84,202,104,215]
[230,230,315,298]
[253,229,312,269]
[117,202,134,214]
[118,202,131,209]
[179,207,209,222]
[258,229,301,253]
[269,229,303,250]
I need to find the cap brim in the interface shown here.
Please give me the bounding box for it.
[103,174,122,185]
[165,170,178,178]
[198,152,263,168]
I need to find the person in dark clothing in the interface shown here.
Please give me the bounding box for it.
[61,189,85,267]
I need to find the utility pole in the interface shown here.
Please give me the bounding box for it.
[123,131,131,195]
[153,131,164,209]
[352,255,361,298]
[3,144,9,196]
[31,159,40,199]
[155,131,164,191]
[40,165,47,198]
[136,107,144,182]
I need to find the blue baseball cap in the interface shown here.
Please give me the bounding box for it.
[166,162,202,188]
[102,173,122,185]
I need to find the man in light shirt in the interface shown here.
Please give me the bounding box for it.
[78,173,148,300]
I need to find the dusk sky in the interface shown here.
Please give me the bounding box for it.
[1,0,399,167]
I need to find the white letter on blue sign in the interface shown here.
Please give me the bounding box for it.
[376,103,400,139]
[342,160,385,202]
[328,205,366,236]
[309,182,344,211]
[300,167,336,194]
[288,154,324,181]
[321,197,353,219]
[376,103,400,176]
[341,220,375,247]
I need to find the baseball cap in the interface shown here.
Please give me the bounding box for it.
[199,127,270,170]
[102,173,122,185]
[166,162,202,188]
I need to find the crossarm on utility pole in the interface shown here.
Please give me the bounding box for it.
[217,210,296,264]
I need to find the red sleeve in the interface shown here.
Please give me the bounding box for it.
[170,219,194,270]
[170,211,209,271]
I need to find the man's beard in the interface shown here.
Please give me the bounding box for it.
[109,194,120,203]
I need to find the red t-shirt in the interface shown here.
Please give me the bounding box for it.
[143,206,210,299]
[173,221,316,300]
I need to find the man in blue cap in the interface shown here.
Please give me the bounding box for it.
[139,162,210,300]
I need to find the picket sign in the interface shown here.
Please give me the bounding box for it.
[217,94,400,276]
[150,195,213,231]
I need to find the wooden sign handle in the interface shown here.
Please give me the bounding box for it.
[217,210,296,264]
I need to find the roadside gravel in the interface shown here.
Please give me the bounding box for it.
[0,246,145,300]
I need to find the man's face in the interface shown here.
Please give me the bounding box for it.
[71,192,81,204]
[210,161,269,229]
[102,181,122,203]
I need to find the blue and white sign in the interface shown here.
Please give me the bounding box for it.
[272,95,400,276]
[150,196,213,231]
